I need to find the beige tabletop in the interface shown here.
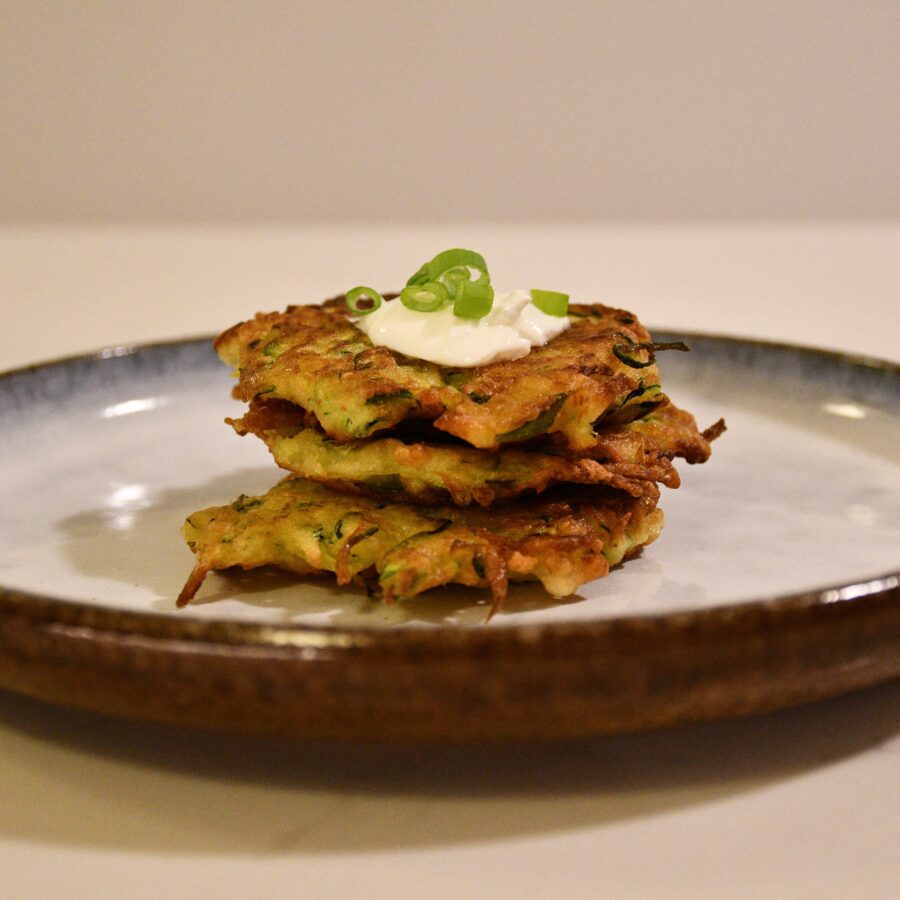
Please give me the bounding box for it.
[1,223,898,899]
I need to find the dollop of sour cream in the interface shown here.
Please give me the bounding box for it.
[354,290,571,367]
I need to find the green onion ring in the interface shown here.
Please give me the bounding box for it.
[434,266,470,298]
[530,289,570,317]
[406,248,489,290]
[345,286,383,316]
[405,264,430,287]
[427,248,488,282]
[400,281,450,312]
[453,280,494,319]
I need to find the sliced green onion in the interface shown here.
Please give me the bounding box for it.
[345,286,383,316]
[427,248,488,282]
[453,280,494,319]
[530,289,570,317]
[406,263,430,287]
[400,281,450,312]
[433,266,485,299]
[434,267,464,297]
[406,248,489,290]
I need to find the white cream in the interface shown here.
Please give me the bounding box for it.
[355,290,570,367]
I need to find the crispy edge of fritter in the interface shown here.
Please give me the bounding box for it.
[214,300,670,449]
[579,400,725,468]
[178,478,663,617]
[429,304,669,449]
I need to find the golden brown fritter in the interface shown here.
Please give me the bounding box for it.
[229,400,649,505]
[179,478,663,615]
[227,397,717,505]
[214,300,674,450]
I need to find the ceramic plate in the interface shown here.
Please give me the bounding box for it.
[0,334,897,740]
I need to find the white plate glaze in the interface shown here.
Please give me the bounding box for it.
[1,335,898,629]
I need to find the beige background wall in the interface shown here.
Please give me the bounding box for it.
[2,0,897,222]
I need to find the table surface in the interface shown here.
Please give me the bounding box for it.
[1,222,898,899]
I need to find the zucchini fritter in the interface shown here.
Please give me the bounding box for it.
[214,301,671,450]
[228,397,715,505]
[179,478,663,615]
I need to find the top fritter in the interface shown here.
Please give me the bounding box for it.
[215,300,681,451]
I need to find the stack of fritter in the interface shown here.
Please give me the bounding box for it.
[178,298,722,615]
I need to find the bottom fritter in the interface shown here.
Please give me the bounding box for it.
[179,478,663,616]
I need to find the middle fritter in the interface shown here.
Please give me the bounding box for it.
[229,396,713,507]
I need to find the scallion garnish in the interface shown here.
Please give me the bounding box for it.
[353,249,571,323]
[345,286,383,316]
[400,281,450,313]
[406,263,430,287]
[403,248,496,316]
[453,280,494,319]
[408,248,488,285]
[406,247,490,301]
[530,289,570,317]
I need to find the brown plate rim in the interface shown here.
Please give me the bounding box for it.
[1,567,898,649]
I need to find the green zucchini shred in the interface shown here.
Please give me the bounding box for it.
[497,394,567,443]
[365,389,414,405]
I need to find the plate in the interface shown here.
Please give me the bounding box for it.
[0,334,897,740]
